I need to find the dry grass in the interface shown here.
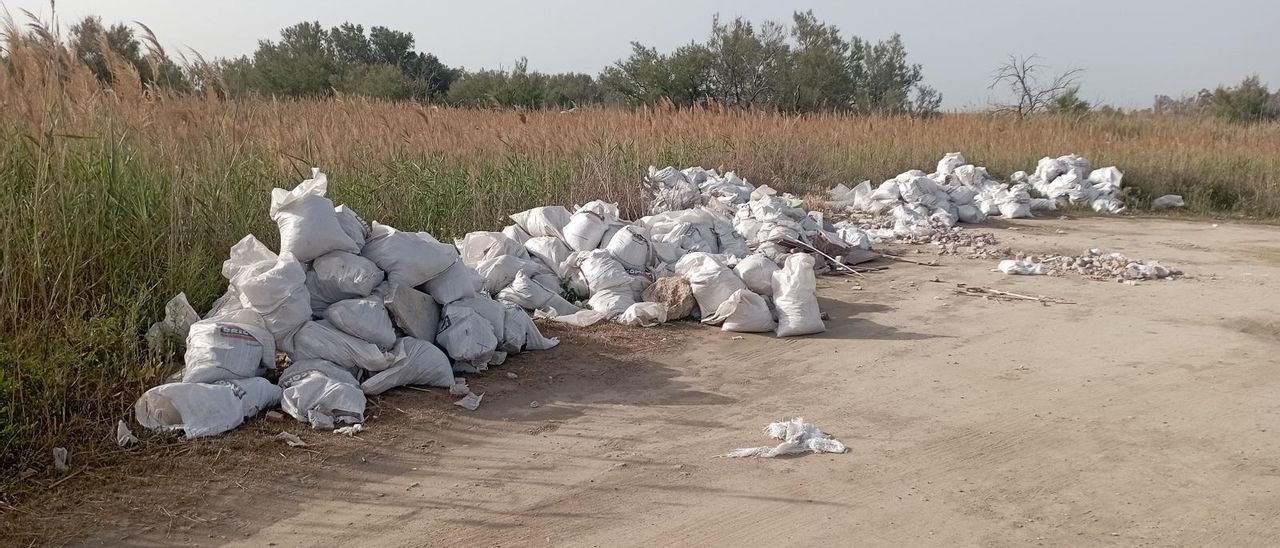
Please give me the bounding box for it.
[3,13,1280,478]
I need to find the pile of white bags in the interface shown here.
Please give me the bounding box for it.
[828,152,1129,239]
[469,167,830,338]
[135,170,560,440]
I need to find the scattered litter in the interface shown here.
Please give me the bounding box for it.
[449,380,471,396]
[265,410,285,421]
[335,423,364,436]
[454,392,484,411]
[506,372,518,379]
[954,285,1075,305]
[725,418,847,458]
[115,420,137,447]
[52,447,69,472]
[996,249,1180,281]
[530,401,541,408]
[275,431,308,447]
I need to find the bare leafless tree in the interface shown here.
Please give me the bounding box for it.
[989,54,1084,117]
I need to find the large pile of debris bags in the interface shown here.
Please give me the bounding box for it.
[136,166,859,440]
[827,152,1131,239]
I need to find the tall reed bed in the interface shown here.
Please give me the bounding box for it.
[2,19,1278,473]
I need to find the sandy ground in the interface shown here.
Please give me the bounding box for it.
[5,215,1280,547]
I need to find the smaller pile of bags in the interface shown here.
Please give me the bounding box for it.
[136,169,559,440]
[828,152,1129,238]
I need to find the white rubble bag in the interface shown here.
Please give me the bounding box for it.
[334,204,368,249]
[181,309,276,384]
[269,169,361,262]
[701,289,775,333]
[998,258,1048,275]
[734,254,780,296]
[135,377,281,439]
[510,205,572,238]
[291,320,394,373]
[145,292,200,351]
[361,337,455,395]
[323,297,397,350]
[605,226,651,270]
[278,360,366,430]
[562,210,610,252]
[306,251,384,314]
[436,305,500,367]
[476,255,538,294]
[361,222,458,286]
[422,261,484,305]
[772,254,825,337]
[381,283,439,343]
[525,236,572,275]
[616,302,667,327]
[647,166,703,214]
[497,271,580,315]
[1151,194,1185,210]
[685,261,748,318]
[457,231,528,267]
[500,305,560,353]
[222,235,310,352]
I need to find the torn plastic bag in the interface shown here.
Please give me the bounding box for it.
[334,204,368,250]
[509,205,572,239]
[182,309,275,384]
[725,418,847,458]
[997,258,1047,275]
[361,337,454,395]
[135,377,280,439]
[436,305,500,367]
[360,222,458,287]
[279,360,365,430]
[1151,194,1185,210]
[145,292,200,352]
[422,261,484,305]
[773,253,825,337]
[306,251,384,314]
[956,204,987,224]
[500,305,560,353]
[534,308,606,327]
[270,169,360,262]
[734,254,780,296]
[324,297,397,350]
[935,152,966,177]
[497,270,579,315]
[291,320,394,372]
[382,283,440,344]
[458,231,529,267]
[605,225,651,270]
[616,302,667,327]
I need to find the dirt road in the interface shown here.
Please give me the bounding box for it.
[11,216,1280,547]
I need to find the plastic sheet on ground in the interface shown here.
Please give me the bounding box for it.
[725,418,848,458]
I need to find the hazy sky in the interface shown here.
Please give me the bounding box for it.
[8,0,1279,109]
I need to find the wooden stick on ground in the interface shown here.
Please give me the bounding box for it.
[953,285,1076,305]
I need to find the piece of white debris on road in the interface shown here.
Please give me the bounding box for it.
[725,418,848,458]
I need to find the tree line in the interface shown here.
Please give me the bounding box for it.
[56,11,1280,121]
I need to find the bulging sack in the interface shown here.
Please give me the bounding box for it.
[702,289,775,333]
[525,236,572,275]
[436,305,499,366]
[361,222,458,287]
[422,261,484,305]
[734,254,780,296]
[497,270,578,314]
[382,283,440,344]
[617,302,667,327]
[279,360,365,430]
[222,235,310,352]
[334,204,368,250]
[510,206,572,238]
[135,377,281,439]
[361,337,454,395]
[292,320,394,372]
[563,210,609,252]
[182,309,275,384]
[324,297,397,350]
[306,251,384,314]
[606,225,651,270]
[269,169,361,262]
[685,262,747,318]
[772,253,825,337]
